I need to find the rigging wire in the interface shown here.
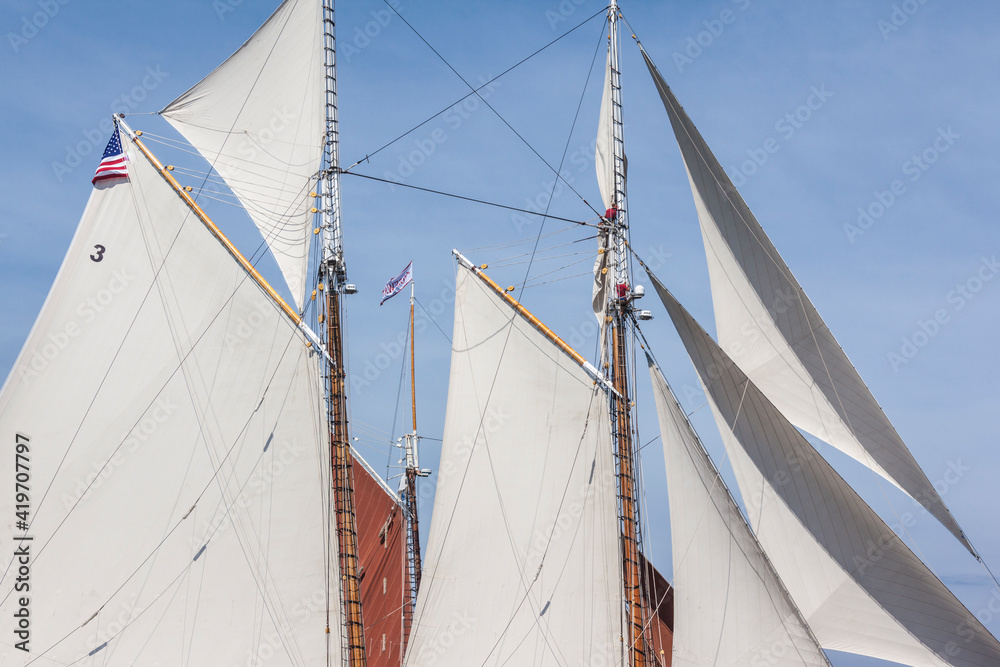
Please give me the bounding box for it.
[406,18,611,657]
[386,307,412,482]
[378,0,605,219]
[339,171,598,228]
[513,11,608,303]
[345,7,606,172]
[413,297,452,344]
[462,225,584,253]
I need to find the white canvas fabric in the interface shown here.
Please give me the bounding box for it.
[648,359,829,667]
[0,136,338,666]
[648,270,1000,667]
[595,46,616,211]
[639,47,971,554]
[161,0,326,309]
[404,266,624,666]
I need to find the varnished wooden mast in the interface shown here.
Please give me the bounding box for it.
[606,1,652,663]
[326,288,366,664]
[402,285,423,647]
[321,1,367,664]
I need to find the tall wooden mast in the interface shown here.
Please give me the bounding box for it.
[401,283,425,646]
[605,1,652,664]
[320,1,367,664]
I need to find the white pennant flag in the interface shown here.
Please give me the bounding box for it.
[380,261,413,305]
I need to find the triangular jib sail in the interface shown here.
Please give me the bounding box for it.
[647,268,1000,667]
[639,46,972,555]
[648,357,829,667]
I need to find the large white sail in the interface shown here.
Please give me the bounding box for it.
[405,265,624,666]
[0,135,338,665]
[595,47,616,212]
[648,358,829,667]
[161,0,326,309]
[638,48,973,554]
[647,270,1000,667]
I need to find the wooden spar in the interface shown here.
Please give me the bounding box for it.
[406,286,423,590]
[613,316,648,667]
[115,117,328,359]
[402,282,422,651]
[410,286,418,435]
[327,287,367,664]
[453,251,615,395]
[606,0,653,662]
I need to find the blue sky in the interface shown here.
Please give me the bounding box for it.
[2,1,1000,664]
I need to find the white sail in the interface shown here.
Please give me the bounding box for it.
[648,357,829,667]
[161,0,326,309]
[0,135,338,665]
[638,48,973,554]
[647,270,1000,667]
[596,46,616,211]
[405,264,624,666]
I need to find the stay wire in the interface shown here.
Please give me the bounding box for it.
[340,170,598,227]
[347,7,606,172]
[379,0,605,218]
[515,12,608,302]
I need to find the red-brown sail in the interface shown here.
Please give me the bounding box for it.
[352,454,410,666]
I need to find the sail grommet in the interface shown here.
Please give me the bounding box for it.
[314,228,321,234]
[310,207,319,213]
[601,267,609,275]
[166,165,174,171]
[184,186,193,192]
[310,191,318,198]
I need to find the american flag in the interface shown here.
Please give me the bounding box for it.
[92,126,128,185]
